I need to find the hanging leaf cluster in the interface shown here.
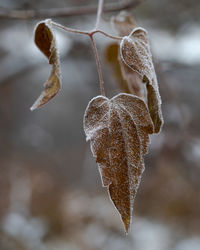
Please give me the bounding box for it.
[31,12,163,233]
[84,12,163,232]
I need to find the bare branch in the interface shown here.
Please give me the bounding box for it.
[52,21,122,40]
[0,0,145,19]
[52,21,89,36]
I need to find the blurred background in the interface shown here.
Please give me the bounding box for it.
[0,0,200,249]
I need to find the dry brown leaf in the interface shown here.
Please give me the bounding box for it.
[120,28,163,133]
[104,42,145,98]
[119,58,146,99]
[112,12,145,99]
[104,43,130,93]
[84,93,153,233]
[30,19,61,111]
[111,11,136,37]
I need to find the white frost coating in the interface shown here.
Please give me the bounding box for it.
[120,28,155,84]
[128,27,148,38]
[120,35,153,81]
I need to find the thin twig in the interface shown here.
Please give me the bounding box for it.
[90,36,105,96]
[95,0,104,29]
[53,0,121,99]
[52,22,89,35]
[0,0,144,19]
[93,30,122,40]
[52,21,122,40]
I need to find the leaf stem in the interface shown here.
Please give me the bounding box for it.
[52,0,123,97]
[92,30,122,40]
[52,21,122,40]
[52,21,89,35]
[89,35,105,96]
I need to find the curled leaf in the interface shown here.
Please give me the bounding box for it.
[84,93,153,233]
[120,28,163,133]
[112,12,145,99]
[31,19,61,111]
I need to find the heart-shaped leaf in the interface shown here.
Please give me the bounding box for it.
[84,93,153,232]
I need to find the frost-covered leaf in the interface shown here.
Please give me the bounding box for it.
[120,29,153,79]
[120,28,163,133]
[84,93,153,233]
[112,12,145,99]
[31,19,61,111]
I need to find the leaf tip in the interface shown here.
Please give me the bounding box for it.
[122,215,131,234]
[30,105,35,111]
[30,102,40,111]
[30,94,44,111]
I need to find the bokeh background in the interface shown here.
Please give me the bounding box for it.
[0,0,200,249]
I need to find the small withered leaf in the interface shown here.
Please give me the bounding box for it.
[147,81,163,133]
[34,21,53,59]
[120,29,152,81]
[112,13,145,100]
[120,28,163,133]
[31,19,61,111]
[84,93,153,233]
[112,11,136,37]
